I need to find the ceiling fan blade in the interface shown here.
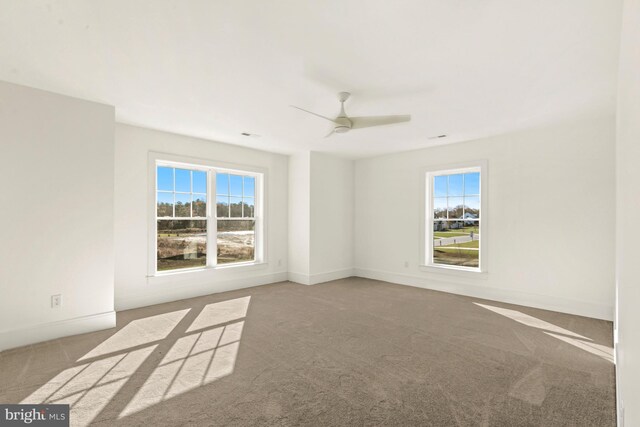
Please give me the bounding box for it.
[350,115,411,129]
[324,129,335,138]
[290,105,337,123]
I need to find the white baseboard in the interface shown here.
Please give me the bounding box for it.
[0,311,116,352]
[288,268,354,286]
[354,267,613,321]
[116,271,289,311]
[288,271,311,285]
[310,268,354,285]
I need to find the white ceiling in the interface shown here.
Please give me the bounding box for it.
[0,1,622,158]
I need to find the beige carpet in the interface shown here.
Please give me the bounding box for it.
[0,278,615,426]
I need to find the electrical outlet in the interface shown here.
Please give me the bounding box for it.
[51,294,62,308]
[278,259,282,267]
[404,261,409,268]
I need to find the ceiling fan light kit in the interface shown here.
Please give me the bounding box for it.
[291,92,411,138]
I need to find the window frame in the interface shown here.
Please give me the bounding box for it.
[421,161,488,274]
[148,152,266,277]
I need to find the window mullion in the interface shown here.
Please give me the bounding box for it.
[172,168,176,218]
[462,173,465,219]
[208,170,217,268]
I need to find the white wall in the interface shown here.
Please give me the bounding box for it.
[114,124,288,310]
[287,151,355,285]
[287,152,311,282]
[310,152,355,281]
[615,0,640,424]
[0,81,115,351]
[355,116,616,320]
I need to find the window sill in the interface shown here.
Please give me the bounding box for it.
[148,261,269,281]
[419,264,489,280]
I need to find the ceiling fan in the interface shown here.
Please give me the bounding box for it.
[291,92,411,137]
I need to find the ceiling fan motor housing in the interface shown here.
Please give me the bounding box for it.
[334,116,352,133]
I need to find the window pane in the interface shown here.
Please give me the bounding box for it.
[448,196,464,219]
[157,192,174,217]
[433,220,479,268]
[229,175,243,197]
[464,172,480,195]
[193,171,207,193]
[229,196,243,217]
[434,175,448,197]
[217,219,255,264]
[434,197,447,219]
[157,220,207,271]
[175,193,191,217]
[243,176,255,198]
[464,196,480,219]
[175,169,191,192]
[448,174,464,196]
[216,196,229,218]
[243,197,255,217]
[157,167,174,191]
[193,194,207,217]
[216,173,229,195]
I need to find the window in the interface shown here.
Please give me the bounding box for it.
[153,160,262,274]
[425,165,484,271]
[215,173,256,265]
